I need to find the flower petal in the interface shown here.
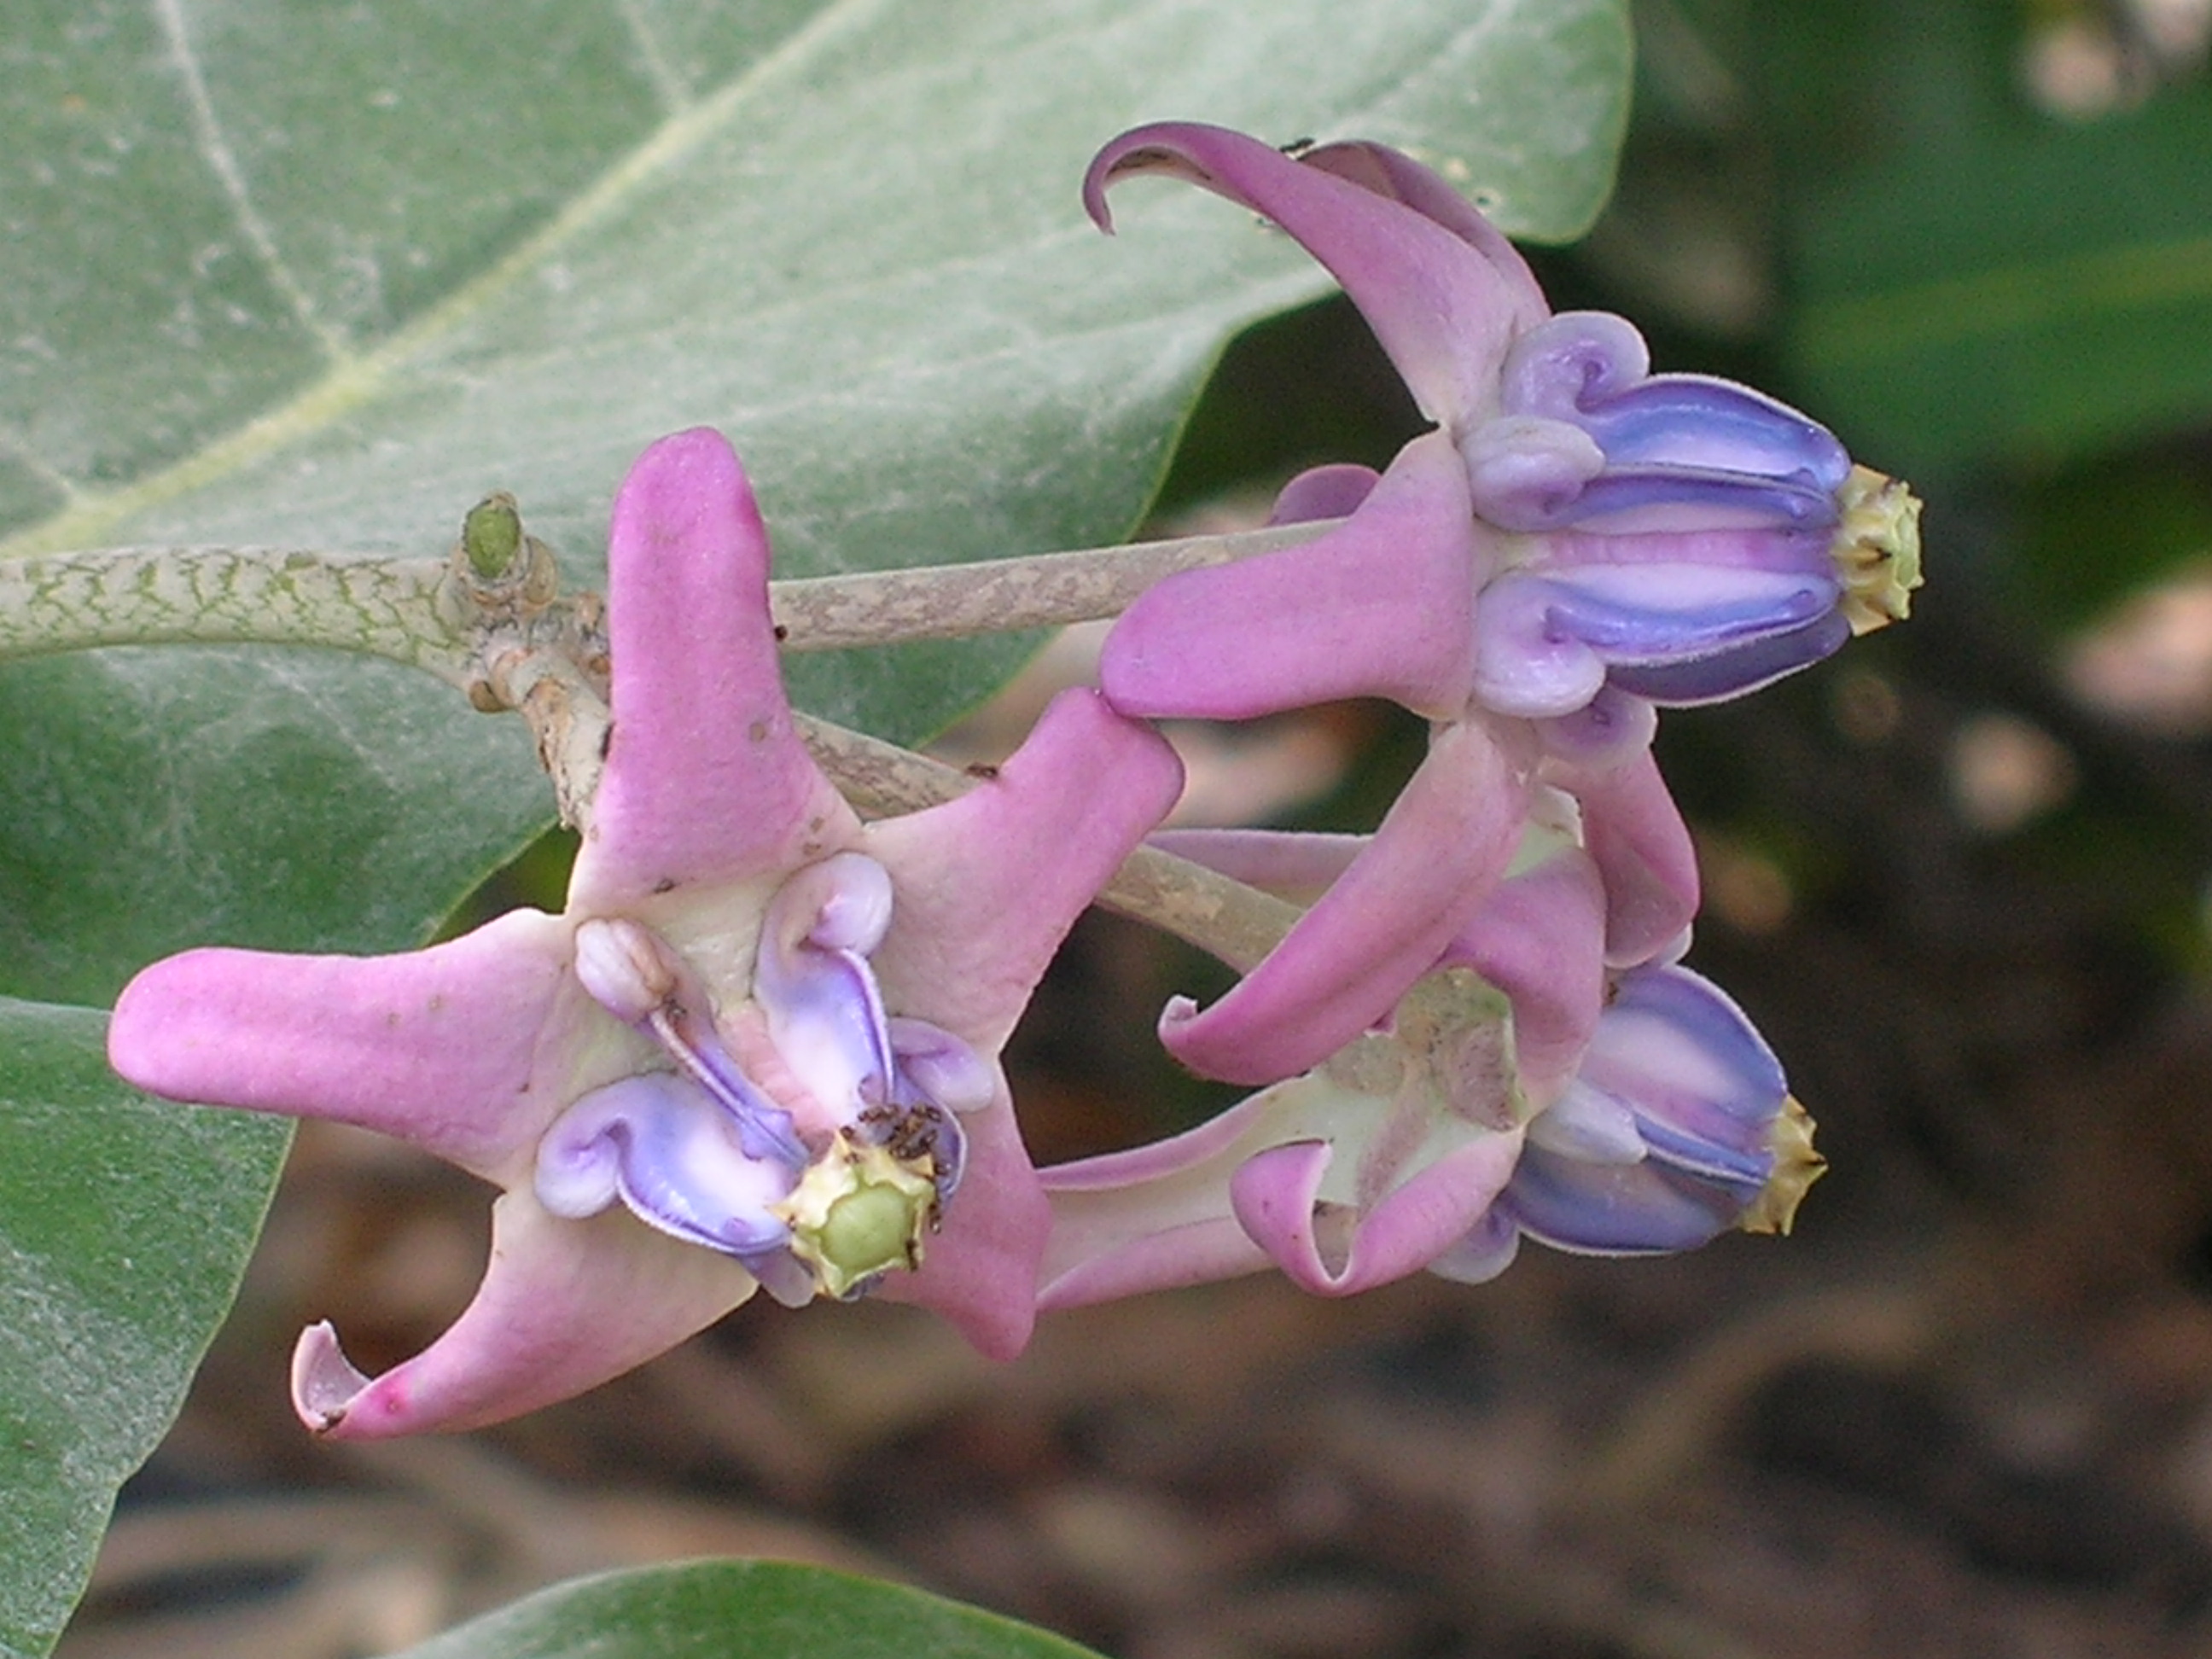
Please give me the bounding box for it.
[864,688,1182,1055]
[1268,463,1380,525]
[1159,717,1532,1085]
[862,690,1181,1354]
[754,853,899,1126]
[1471,564,1843,719]
[1499,311,1850,488]
[1086,123,1546,428]
[570,427,857,911]
[1545,748,1699,968]
[1038,1075,1348,1307]
[1500,1144,1745,1254]
[1441,847,1607,1109]
[107,908,579,1180]
[1229,1132,1521,1295]
[1424,1205,1521,1284]
[873,1077,1046,1359]
[1102,431,1487,723]
[1494,965,1787,1258]
[536,1071,797,1257]
[1578,966,1786,1177]
[1143,828,1365,907]
[1493,466,1841,535]
[292,1191,754,1438]
[1604,611,1851,705]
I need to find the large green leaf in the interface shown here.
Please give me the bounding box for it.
[0,1000,285,1659]
[0,3,1633,1654]
[393,1561,1106,1659]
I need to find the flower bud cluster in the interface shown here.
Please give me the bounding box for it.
[103,123,1917,1436]
[1038,123,1913,1301]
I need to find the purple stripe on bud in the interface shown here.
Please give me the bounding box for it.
[1485,965,1788,1258]
[1473,454,1841,535]
[1604,610,1850,706]
[1473,567,1842,718]
[1502,1146,1749,1254]
[1523,466,1840,535]
[1500,311,1849,488]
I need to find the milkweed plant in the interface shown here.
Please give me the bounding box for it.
[2,9,1921,1656]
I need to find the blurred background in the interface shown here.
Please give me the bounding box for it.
[61,0,2212,1652]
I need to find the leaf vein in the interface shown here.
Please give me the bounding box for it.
[4,0,897,560]
[612,0,694,115]
[152,0,351,363]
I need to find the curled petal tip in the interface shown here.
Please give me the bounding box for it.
[1080,121,1542,426]
[290,1320,374,1436]
[1228,1132,1523,1296]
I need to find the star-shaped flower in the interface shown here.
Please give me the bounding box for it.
[1039,812,1816,1305]
[1082,123,1918,1089]
[108,428,1183,1437]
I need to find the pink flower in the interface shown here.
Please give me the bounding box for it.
[108,428,1182,1437]
[1040,818,1815,1303]
[1082,123,1916,1089]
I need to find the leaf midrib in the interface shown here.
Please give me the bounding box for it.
[0,0,893,562]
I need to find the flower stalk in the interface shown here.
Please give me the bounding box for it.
[0,516,1332,671]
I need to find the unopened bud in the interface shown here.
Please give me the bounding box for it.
[463,492,525,580]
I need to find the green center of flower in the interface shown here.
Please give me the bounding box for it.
[776,1135,942,1300]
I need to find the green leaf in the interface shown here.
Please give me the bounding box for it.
[0,999,286,1659]
[0,650,551,1010]
[0,6,1633,1654]
[393,1561,1108,1659]
[1773,0,2212,470]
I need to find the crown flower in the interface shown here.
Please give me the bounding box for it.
[1082,123,1918,1088]
[108,428,1183,1437]
[1039,824,1815,1306]
[1430,963,1822,1284]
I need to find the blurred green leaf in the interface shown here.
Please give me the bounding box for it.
[1770,0,2212,469]
[0,5,1636,1655]
[0,1000,284,1659]
[393,1561,1106,1659]
[2012,448,2212,627]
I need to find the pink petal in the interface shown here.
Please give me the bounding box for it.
[293,1192,754,1438]
[107,908,576,1179]
[1229,1132,1522,1295]
[1160,717,1533,1086]
[1300,139,1545,305]
[1269,463,1380,525]
[1101,432,1487,723]
[1550,748,1701,966]
[1086,123,1548,428]
[860,690,1180,1352]
[873,1079,1049,1359]
[864,688,1183,1055]
[1036,1089,1291,1307]
[1441,850,1607,1108]
[1034,1214,1271,1310]
[570,428,857,912]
